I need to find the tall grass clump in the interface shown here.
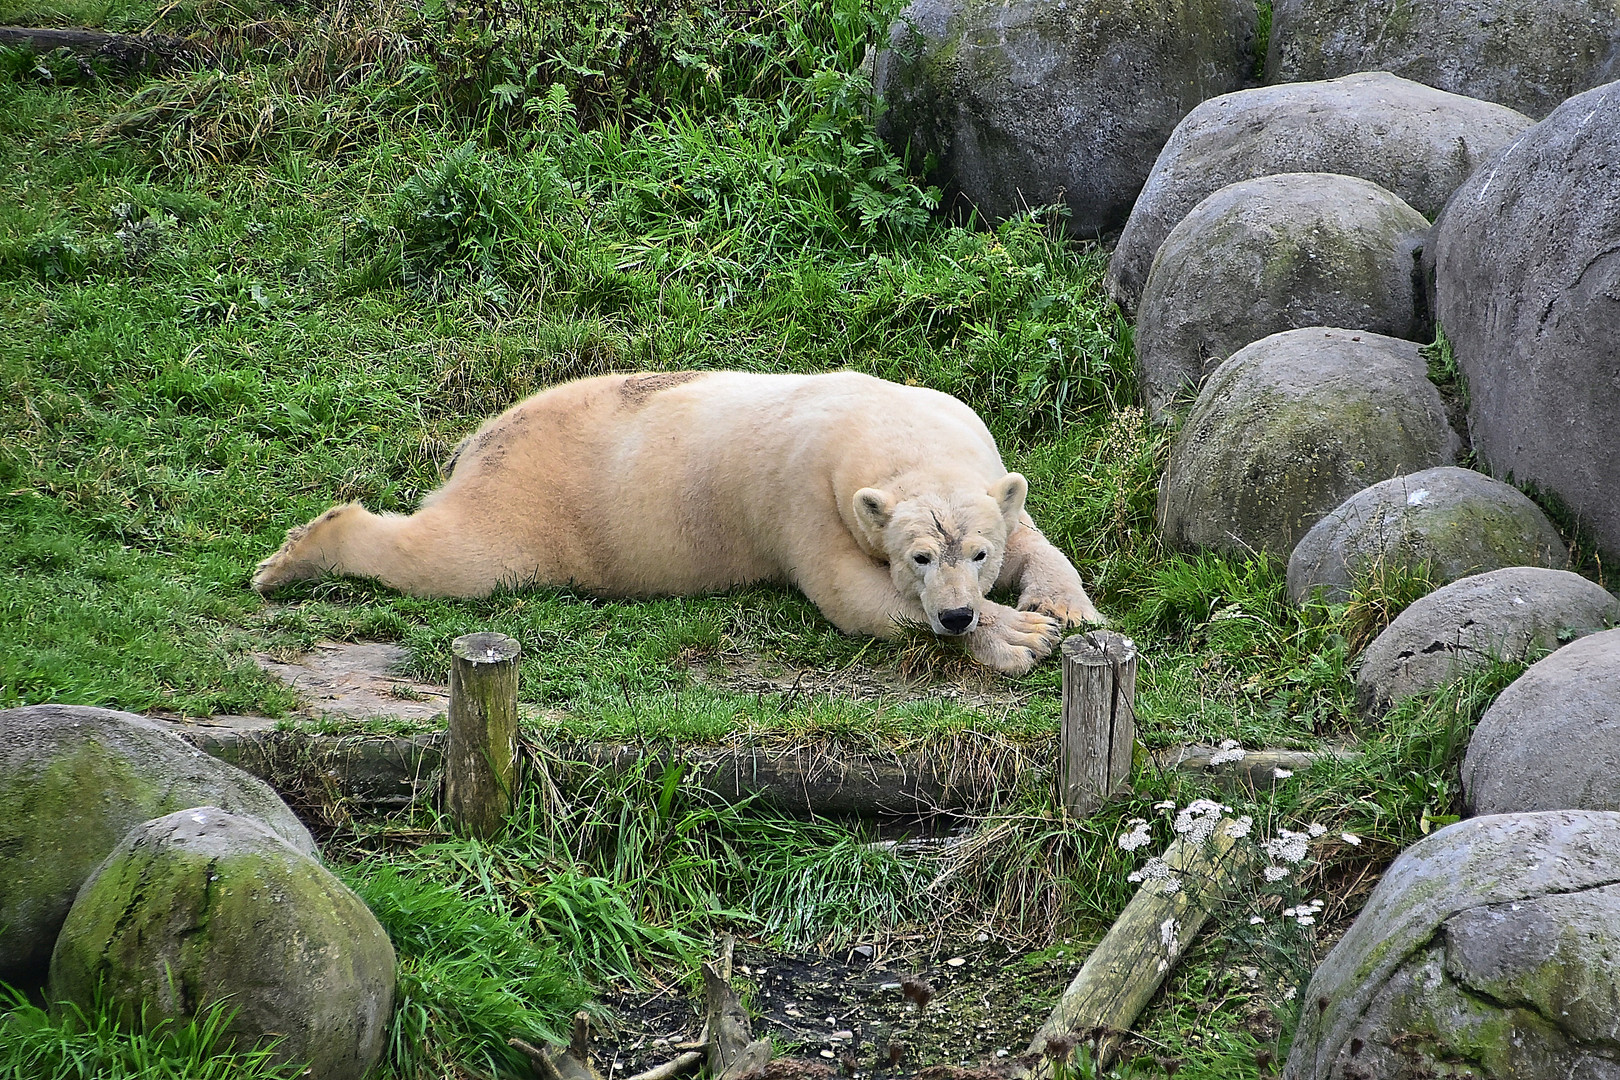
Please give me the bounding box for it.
[0,986,307,1080]
[341,865,588,1078]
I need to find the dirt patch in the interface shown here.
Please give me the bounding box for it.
[600,940,1083,1077]
[252,641,448,723]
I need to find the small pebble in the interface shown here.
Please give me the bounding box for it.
[945,957,967,967]
[820,1050,836,1060]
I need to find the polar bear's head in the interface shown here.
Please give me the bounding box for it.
[852,473,1027,637]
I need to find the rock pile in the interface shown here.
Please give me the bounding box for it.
[0,705,395,1080]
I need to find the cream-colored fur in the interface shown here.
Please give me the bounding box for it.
[253,370,1104,674]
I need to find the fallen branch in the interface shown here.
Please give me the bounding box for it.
[1023,819,1255,1075]
[510,1011,605,1080]
[703,958,771,1080]
[623,1050,705,1080]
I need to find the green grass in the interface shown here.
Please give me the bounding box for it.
[0,0,1576,1075]
[0,987,309,1080]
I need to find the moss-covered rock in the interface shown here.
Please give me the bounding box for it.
[1158,327,1458,557]
[48,806,394,1080]
[0,704,316,988]
[1105,72,1532,314]
[1286,466,1570,605]
[1355,567,1620,717]
[872,0,1257,237]
[1463,628,1620,815]
[1433,79,1620,566]
[1136,173,1432,418]
[1284,811,1620,1079]
[1267,0,1620,119]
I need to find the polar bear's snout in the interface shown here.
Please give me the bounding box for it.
[937,606,977,635]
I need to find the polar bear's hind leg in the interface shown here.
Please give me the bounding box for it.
[251,502,503,598]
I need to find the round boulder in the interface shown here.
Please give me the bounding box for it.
[0,704,316,987]
[1267,0,1620,119]
[49,807,394,1080]
[1463,628,1620,815]
[1136,173,1431,418]
[1106,72,1533,313]
[1286,466,1570,605]
[1158,327,1459,557]
[1284,810,1620,1080]
[872,0,1257,237]
[1433,79,1620,565]
[1356,567,1620,717]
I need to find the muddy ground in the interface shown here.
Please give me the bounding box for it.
[598,938,1079,1077]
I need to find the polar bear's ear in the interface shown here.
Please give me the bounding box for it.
[853,487,896,532]
[989,473,1028,523]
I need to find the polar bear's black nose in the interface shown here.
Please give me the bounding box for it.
[938,607,975,634]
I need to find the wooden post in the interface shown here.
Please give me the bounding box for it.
[1058,630,1138,816]
[1024,820,1254,1075]
[444,631,521,838]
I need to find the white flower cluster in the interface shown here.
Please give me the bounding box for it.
[1224,815,1254,840]
[1117,818,1153,852]
[1209,739,1247,766]
[1341,832,1362,846]
[1262,828,1310,865]
[1283,899,1324,927]
[1306,822,1327,838]
[1263,865,1291,882]
[1173,798,1230,845]
[1127,856,1182,895]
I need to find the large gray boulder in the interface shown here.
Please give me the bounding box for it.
[1135,173,1431,418]
[1356,567,1620,717]
[1287,466,1569,605]
[1432,79,1620,566]
[49,807,394,1080]
[1463,628,1620,815]
[1158,327,1459,557]
[0,704,316,987]
[1107,73,1533,313]
[1285,811,1620,1079]
[873,0,1257,237]
[1267,0,1620,118]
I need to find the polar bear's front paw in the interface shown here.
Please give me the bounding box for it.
[967,602,1060,675]
[1018,588,1106,629]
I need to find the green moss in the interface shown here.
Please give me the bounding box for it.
[0,742,167,983]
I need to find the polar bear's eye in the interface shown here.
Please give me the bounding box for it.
[912,553,931,566]
[972,550,988,562]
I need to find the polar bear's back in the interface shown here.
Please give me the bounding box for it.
[434,370,1007,595]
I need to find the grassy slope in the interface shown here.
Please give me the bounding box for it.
[0,2,1548,1076]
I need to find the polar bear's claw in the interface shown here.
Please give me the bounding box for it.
[969,602,1060,675]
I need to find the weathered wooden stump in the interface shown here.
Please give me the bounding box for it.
[443,632,521,838]
[1058,631,1138,816]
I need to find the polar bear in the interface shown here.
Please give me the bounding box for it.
[253,370,1103,674]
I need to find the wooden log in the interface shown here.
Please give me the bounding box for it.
[0,26,207,72]
[1058,631,1138,816]
[1023,818,1254,1075]
[1151,744,1352,791]
[444,631,521,838]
